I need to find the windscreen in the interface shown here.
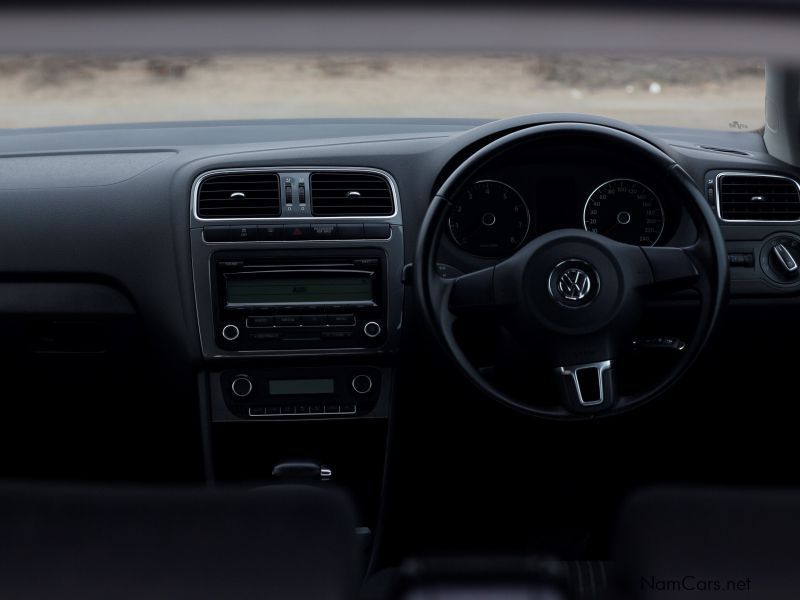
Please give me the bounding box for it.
[0,54,763,131]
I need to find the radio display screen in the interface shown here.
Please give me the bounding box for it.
[225,272,374,306]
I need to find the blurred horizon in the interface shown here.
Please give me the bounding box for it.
[0,53,764,130]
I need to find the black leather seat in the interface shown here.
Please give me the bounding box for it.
[612,486,800,599]
[0,483,359,600]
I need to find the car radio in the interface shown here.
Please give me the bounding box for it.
[211,249,387,351]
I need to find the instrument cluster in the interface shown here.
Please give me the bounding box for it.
[446,170,672,258]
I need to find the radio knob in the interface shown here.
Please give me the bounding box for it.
[351,374,373,395]
[363,321,381,338]
[221,324,240,341]
[231,375,253,398]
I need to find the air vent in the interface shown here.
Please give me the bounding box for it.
[717,173,800,221]
[197,172,280,218]
[310,172,394,216]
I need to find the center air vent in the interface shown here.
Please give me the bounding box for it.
[197,172,280,218]
[310,171,394,217]
[717,173,800,221]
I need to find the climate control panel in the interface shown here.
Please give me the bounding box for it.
[217,365,383,420]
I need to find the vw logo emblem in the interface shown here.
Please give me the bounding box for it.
[557,268,592,301]
[548,259,599,307]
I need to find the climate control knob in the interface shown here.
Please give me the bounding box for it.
[221,324,240,341]
[363,321,381,338]
[351,374,373,395]
[231,375,253,398]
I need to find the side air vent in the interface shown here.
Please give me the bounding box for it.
[197,172,281,218]
[717,173,800,221]
[310,172,394,216]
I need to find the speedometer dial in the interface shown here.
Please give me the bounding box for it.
[583,179,665,246]
[447,180,531,258]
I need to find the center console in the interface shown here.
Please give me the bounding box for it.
[190,166,403,422]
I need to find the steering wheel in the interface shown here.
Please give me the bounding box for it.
[414,123,727,419]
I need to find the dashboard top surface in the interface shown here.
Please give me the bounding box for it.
[0,117,771,155]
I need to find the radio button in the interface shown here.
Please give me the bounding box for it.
[295,405,310,414]
[275,315,300,327]
[322,331,353,339]
[280,406,297,415]
[203,226,230,242]
[328,314,356,326]
[311,224,337,239]
[249,331,280,340]
[300,315,326,327]
[265,406,281,415]
[363,321,382,338]
[336,224,365,239]
[324,405,341,414]
[257,224,284,241]
[354,258,380,267]
[341,404,357,414]
[230,225,258,242]
[364,223,391,239]
[221,324,240,341]
[246,316,274,328]
[286,224,311,240]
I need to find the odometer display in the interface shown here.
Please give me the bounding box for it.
[583,179,665,246]
[447,180,531,257]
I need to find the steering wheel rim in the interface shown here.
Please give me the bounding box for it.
[414,122,728,420]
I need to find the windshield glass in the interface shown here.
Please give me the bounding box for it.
[0,53,764,130]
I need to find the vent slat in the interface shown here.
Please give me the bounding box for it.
[718,174,800,221]
[310,172,394,217]
[197,172,281,218]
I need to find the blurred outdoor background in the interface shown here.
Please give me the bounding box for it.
[0,54,764,130]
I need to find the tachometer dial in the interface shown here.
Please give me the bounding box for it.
[583,179,665,246]
[447,180,531,257]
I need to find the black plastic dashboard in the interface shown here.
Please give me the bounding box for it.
[0,115,799,412]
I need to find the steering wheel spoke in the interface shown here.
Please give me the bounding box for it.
[640,244,701,291]
[447,266,497,314]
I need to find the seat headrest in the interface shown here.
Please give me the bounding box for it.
[0,483,359,600]
[612,486,800,599]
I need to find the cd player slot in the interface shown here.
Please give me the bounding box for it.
[238,263,355,269]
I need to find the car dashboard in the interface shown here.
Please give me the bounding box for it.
[0,115,799,487]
